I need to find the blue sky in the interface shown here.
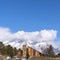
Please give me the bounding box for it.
[0,0,60,47]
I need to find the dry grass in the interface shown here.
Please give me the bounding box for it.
[28,56,60,60]
[0,55,60,60]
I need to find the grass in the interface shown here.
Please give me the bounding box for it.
[28,56,60,60]
[1,55,60,60]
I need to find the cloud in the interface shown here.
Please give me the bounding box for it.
[0,27,57,48]
[0,27,13,41]
[14,30,57,41]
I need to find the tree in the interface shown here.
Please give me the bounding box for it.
[0,42,4,54]
[57,53,60,57]
[6,45,14,57]
[1,46,6,55]
[47,45,55,57]
[13,47,17,56]
[0,42,4,47]
[0,41,19,57]
[43,45,55,57]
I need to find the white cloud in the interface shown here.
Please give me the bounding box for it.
[14,30,57,42]
[0,27,13,41]
[0,27,57,48]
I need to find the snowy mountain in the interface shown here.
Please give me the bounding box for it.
[3,39,60,55]
[54,48,60,55]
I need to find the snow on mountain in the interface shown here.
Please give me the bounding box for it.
[3,39,48,52]
[54,48,60,55]
[3,39,60,55]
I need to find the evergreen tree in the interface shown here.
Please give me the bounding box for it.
[0,42,4,54]
[13,47,17,56]
[6,45,14,57]
[47,45,55,57]
[57,53,60,57]
[1,46,6,55]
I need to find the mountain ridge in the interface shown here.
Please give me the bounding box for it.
[3,39,60,55]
